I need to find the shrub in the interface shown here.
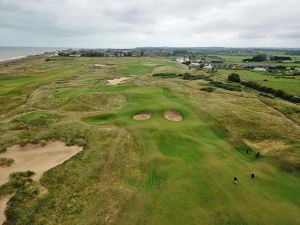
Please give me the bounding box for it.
[243,54,267,62]
[152,72,211,81]
[270,56,292,61]
[181,73,201,80]
[0,146,7,153]
[152,73,178,78]
[274,89,285,98]
[241,80,300,103]
[201,87,216,92]
[10,171,35,179]
[259,93,274,99]
[228,73,241,83]
[291,96,300,103]
[210,81,241,92]
[40,140,47,146]
[0,171,36,197]
[0,158,14,167]
[12,112,52,126]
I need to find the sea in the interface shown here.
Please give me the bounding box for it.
[0,47,63,62]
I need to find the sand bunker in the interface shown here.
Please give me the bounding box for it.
[107,77,129,85]
[93,64,106,67]
[92,64,110,68]
[92,64,116,68]
[0,141,82,224]
[133,112,151,121]
[0,195,11,225]
[163,110,183,122]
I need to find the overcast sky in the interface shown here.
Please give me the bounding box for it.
[0,0,299,48]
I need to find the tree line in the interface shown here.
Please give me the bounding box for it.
[228,73,300,103]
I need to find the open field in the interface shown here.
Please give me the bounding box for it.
[0,56,300,225]
[216,69,300,96]
[220,54,300,67]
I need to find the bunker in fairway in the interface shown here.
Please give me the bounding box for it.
[107,77,129,85]
[163,110,183,122]
[133,111,151,121]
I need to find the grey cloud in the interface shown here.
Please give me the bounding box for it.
[0,0,299,47]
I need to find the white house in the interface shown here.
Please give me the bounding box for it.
[176,57,190,64]
[203,64,213,70]
[253,67,266,72]
[190,62,201,67]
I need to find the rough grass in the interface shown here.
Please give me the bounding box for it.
[0,56,299,225]
[54,88,88,99]
[61,93,127,112]
[0,69,78,96]
[12,112,53,126]
[0,158,14,167]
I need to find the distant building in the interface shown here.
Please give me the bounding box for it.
[253,67,266,72]
[190,62,200,67]
[203,64,213,70]
[69,54,81,57]
[43,51,58,57]
[176,57,190,64]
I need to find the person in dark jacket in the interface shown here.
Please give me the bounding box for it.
[233,176,238,184]
[255,152,260,158]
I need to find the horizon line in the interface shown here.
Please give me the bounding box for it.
[1,46,300,50]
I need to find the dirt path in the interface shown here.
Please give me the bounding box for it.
[0,141,82,224]
[259,99,300,129]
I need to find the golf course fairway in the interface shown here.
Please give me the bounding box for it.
[0,56,299,225]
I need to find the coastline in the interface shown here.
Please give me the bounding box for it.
[0,47,61,63]
[0,55,28,62]
[0,54,41,64]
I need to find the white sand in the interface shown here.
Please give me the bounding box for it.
[163,110,183,122]
[133,112,151,121]
[0,141,82,224]
[0,195,11,225]
[93,64,105,67]
[107,77,129,85]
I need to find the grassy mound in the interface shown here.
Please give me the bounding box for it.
[62,93,127,112]
[12,112,53,126]
[82,113,117,123]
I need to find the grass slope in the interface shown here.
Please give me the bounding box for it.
[0,56,299,225]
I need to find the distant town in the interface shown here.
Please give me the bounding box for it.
[44,47,300,75]
[44,47,300,58]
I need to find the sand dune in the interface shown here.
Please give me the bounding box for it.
[0,141,82,224]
